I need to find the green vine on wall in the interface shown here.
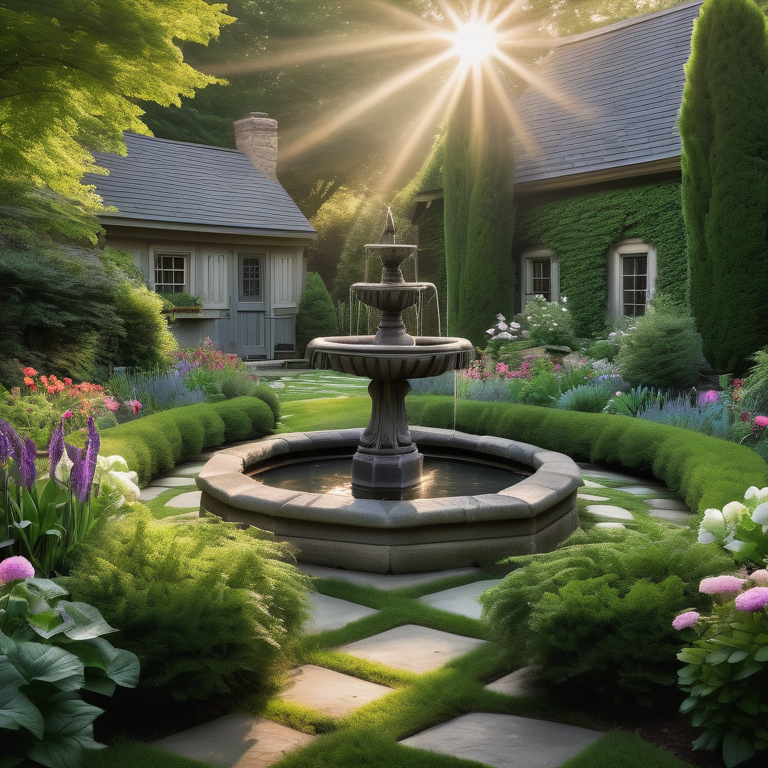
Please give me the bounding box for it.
[514,181,687,337]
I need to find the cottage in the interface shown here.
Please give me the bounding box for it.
[413,0,702,337]
[88,113,316,359]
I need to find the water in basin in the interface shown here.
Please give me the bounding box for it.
[250,455,527,501]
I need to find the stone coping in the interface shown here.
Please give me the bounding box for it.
[196,427,583,530]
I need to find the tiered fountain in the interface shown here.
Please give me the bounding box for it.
[197,215,582,574]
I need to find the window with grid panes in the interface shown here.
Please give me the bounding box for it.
[531,259,552,301]
[240,255,261,300]
[154,254,187,293]
[622,254,647,317]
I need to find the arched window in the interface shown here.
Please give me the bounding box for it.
[520,247,559,306]
[607,239,657,320]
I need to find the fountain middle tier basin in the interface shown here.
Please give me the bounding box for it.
[197,427,583,574]
[306,336,474,380]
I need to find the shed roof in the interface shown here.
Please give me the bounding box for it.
[87,132,315,236]
[513,0,702,187]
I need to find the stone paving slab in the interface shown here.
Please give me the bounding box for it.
[154,713,315,768]
[298,564,483,590]
[139,486,169,502]
[582,479,606,489]
[305,593,378,634]
[585,504,634,520]
[399,712,603,768]
[577,493,609,501]
[614,485,673,496]
[484,667,540,697]
[164,490,203,508]
[148,477,198,488]
[168,462,208,478]
[578,467,650,483]
[418,579,503,620]
[645,498,690,511]
[650,510,693,525]
[339,625,486,674]
[280,664,393,717]
[594,522,626,529]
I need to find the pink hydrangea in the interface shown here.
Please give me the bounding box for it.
[755,415,768,429]
[103,397,119,413]
[734,587,768,612]
[750,569,768,586]
[672,611,700,630]
[699,575,746,595]
[0,556,35,583]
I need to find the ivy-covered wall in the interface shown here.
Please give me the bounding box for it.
[514,181,687,337]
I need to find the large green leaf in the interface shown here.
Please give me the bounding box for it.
[0,656,44,739]
[722,731,755,768]
[26,728,104,768]
[25,579,68,602]
[28,611,68,639]
[37,693,103,738]
[91,638,139,688]
[56,602,116,641]
[5,639,84,691]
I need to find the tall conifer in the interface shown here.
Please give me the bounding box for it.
[680,0,768,373]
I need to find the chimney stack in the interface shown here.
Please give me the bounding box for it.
[234,112,278,181]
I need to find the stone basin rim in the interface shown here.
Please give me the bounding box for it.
[306,336,474,356]
[196,427,584,528]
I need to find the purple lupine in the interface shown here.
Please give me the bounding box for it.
[20,437,37,490]
[0,432,8,465]
[0,419,21,464]
[66,443,85,501]
[80,417,100,502]
[48,421,64,480]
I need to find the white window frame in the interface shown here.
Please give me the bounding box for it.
[152,248,191,294]
[607,239,657,321]
[521,247,559,306]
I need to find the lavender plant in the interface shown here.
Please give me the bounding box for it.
[107,367,206,417]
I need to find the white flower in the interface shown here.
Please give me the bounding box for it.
[496,313,506,322]
[722,501,747,523]
[744,486,768,501]
[526,316,532,321]
[497,321,508,331]
[700,508,727,539]
[486,328,495,335]
[509,322,521,330]
[561,296,567,303]
[552,322,558,327]
[521,330,531,338]
[562,307,568,312]
[497,332,513,340]
[752,501,768,525]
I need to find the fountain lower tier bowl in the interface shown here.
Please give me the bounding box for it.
[306,336,474,380]
[196,427,583,574]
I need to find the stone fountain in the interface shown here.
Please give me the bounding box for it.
[197,214,583,573]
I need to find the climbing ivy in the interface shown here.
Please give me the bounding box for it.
[513,181,687,337]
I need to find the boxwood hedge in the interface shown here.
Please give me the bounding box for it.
[98,396,275,486]
[407,395,768,514]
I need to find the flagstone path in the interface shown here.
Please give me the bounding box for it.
[146,451,693,768]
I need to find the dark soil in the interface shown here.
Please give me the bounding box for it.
[632,710,724,768]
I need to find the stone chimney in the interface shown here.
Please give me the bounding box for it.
[234,112,278,181]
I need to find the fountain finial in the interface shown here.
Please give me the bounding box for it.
[379,206,397,245]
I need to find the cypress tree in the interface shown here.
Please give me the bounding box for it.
[444,86,515,347]
[680,0,768,374]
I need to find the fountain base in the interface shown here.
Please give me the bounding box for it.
[351,446,423,492]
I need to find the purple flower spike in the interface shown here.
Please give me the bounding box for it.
[81,417,100,502]
[48,422,64,480]
[0,419,21,464]
[21,437,37,490]
[0,432,8,465]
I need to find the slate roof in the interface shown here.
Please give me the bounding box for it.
[513,0,702,185]
[87,133,315,236]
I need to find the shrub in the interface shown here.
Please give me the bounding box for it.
[741,349,768,417]
[557,383,613,413]
[0,568,140,768]
[521,295,577,348]
[98,397,275,486]
[62,510,309,718]
[617,311,703,388]
[220,374,257,400]
[295,272,339,358]
[252,382,280,422]
[675,568,768,767]
[406,396,768,514]
[107,368,206,416]
[586,340,619,362]
[481,526,734,708]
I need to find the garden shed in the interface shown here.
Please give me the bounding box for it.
[88,113,316,360]
[413,0,702,337]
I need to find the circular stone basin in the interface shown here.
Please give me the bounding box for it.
[251,452,528,501]
[306,336,474,380]
[352,283,431,313]
[196,427,583,574]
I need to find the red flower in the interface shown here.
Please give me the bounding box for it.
[21,367,37,377]
[23,377,35,388]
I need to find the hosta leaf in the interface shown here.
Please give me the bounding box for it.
[0,657,44,739]
[722,731,755,768]
[728,649,749,664]
[707,649,731,665]
[26,728,104,768]
[89,638,139,688]
[6,640,84,691]
[56,602,115,641]
[754,646,768,662]
[28,611,67,639]
[24,579,68,602]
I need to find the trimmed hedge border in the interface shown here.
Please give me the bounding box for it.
[98,397,276,487]
[407,396,768,515]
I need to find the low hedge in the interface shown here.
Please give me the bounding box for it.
[98,397,275,486]
[407,396,768,514]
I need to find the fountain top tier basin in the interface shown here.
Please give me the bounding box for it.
[306,335,474,381]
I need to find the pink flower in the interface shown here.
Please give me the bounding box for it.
[697,390,720,406]
[672,611,700,630]
[749,570,768,586]
[103,397,120,413]
[0,556,35,583]
[699,575,746,595]
[615,391,622,397]
[21,367,37,377]
[130,400,142,415]
[61,410,73,420]
[734,587,768,612]
[754,415,768,429]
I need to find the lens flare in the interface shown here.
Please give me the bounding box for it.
[448,20,500,65]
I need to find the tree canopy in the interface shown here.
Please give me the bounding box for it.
[0,0,232,209]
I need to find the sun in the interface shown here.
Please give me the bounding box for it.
[448,20,500,66]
